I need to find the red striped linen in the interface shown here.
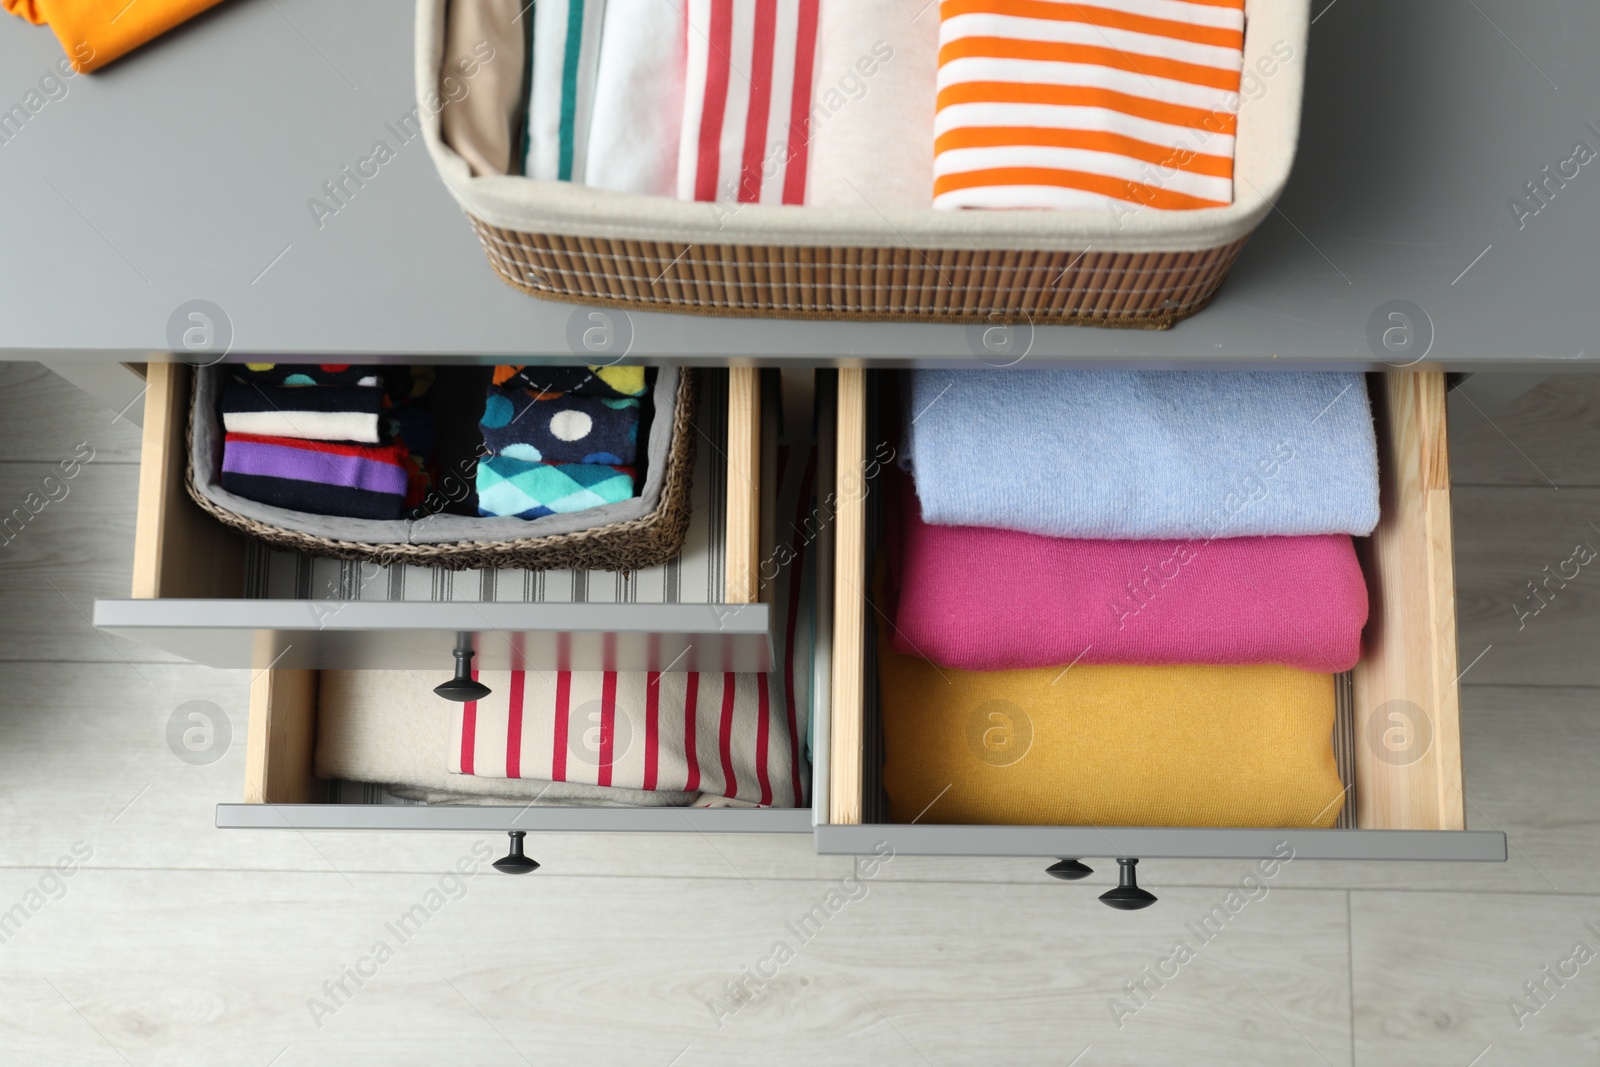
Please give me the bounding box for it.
[448,445,815,808]
[678,0,821,205]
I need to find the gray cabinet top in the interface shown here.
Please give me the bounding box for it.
[0,0,1593,368]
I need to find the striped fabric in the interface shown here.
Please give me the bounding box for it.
[934,0,1246,211]
[678,0,821,205]
[449,443,816,807]
[220,433,410,520]
[222,433,409,497]
[526,0,607,182]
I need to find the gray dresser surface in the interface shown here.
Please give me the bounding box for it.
[0,0,1594,367]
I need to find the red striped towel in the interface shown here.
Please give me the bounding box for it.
[449,444,816,807]
[934,0,1246,211]
[678,0,821,205]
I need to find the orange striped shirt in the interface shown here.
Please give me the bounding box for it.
[934,0,1246,212]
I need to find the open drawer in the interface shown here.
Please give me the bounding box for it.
[94,362,771,673]
[817,370,1506,876]
[96,362,817,845]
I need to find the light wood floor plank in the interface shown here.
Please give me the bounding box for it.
[1451,374,1600,488]
[0,462,183,664]
[0,868,1351,1066]
[1452,486,1600,688]
[0,363,142,465]
[1352,890,1600,1066]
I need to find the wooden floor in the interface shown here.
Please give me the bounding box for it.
[2,365,1598,1066]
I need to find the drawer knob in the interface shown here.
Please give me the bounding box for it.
[434,642,492,703]
[492,831,540,875]
[1045,859,1094,881]
[1099,858,1156,910]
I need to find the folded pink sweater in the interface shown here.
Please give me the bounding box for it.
[890,484,1368,673]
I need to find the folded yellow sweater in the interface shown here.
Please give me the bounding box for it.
[879,621,1344,829]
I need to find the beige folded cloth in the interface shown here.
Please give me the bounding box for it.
[316,671,700,806]
[806,2,939,208]
[440,0,527,177]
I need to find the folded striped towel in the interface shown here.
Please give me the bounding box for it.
[481,387,641,466]
[221,383,384,444]
[491,364,648,399]
[449,670,804,806]
[452,443,816,806]
[221,433,409,520]
[525,0,607,181]
[582,0,687,196]
[678,0,821,204]
[934,0,1246,211]
[475,455,636,519]
[904,370,1381,539]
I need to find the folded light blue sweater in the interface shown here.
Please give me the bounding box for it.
[904,371,1380,540]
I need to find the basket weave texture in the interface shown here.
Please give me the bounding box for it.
[468,220,1248,328]
[185,369,699,572]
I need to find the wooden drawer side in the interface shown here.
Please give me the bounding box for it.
[131,362,245,600]
[244,668,320,804]
[827,368,868,826]
[1352,371,1464,831]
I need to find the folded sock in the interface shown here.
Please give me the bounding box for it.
[440,0,528,176]
[383,406,436,463]
[476,455,635,519]
[525,0,606,181]
[890,474,1368,673]
[232,363,431,403]
[678,0,820,204]
[481,387,640,465]
[221,433,408,520]
[491,364,648,398]
[232,363,385,388]
[5,0,225,73]
[582,0,686,196]
[806,1,939,208]
[904,370,1380,539]
[876,596,1343,828]
[222,383,385,444]
[383,407,437,510]
[933,0,1245,211]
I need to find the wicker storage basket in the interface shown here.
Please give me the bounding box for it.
[417,0,1307,328]
[186,366,698,572]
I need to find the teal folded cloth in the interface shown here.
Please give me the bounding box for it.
[476,455,636,519]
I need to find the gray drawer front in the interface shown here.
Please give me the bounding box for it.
[815,825,1507,862]
[217,803,813,834]
[96,599,770,672]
